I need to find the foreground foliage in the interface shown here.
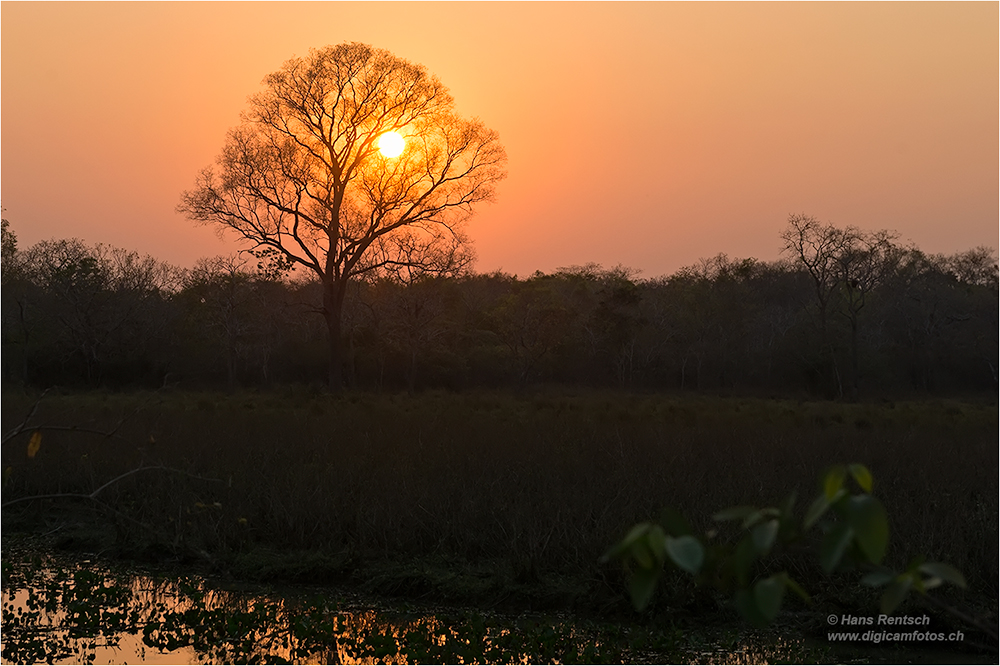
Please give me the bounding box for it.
[604,464,972,629]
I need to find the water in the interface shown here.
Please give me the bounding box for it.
[0,552,853,664]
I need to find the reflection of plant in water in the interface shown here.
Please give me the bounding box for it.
[3,564,140,663]
[3,556,684,664]
[2,559,288,664]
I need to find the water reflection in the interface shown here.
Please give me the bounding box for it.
[2,555,824,664]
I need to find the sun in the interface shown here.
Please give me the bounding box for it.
[377,131,405,158]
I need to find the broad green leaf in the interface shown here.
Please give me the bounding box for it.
[732,537,757,586]
[646,525,667,565]
[820,523,854,573]
[905,554,926,573]
[845,496,889,564]
[741,509,765,529]
[860,571,894,587]
[823,465,847,500]
[919,576,943,591]
[734,589,768,628]
[621,522,652,546]
[658,507,694,537]
[754,575,786,623]
[781,574,811,603]
[2,467,11,487]
[628,567,659,611]
[803,495,830,530]
[600,523,651,563]
[804,488,845,529]
[742,508,778,530]
[712,505,758,522]
[632,542,655,569]
[665,535,704,575]
[848,464,873,493]
[751,519,779,556]
[880,576,912,615]
[918,563,966,589]
[27,431,42,459]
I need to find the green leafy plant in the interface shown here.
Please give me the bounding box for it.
[602,463,967,625]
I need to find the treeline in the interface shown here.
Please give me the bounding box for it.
[2,218,996,397]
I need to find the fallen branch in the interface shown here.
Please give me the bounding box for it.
[1,465,223,510]
[3,464,223,565]
[2,389,158,447]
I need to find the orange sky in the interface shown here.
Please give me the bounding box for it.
[2,2,997,278]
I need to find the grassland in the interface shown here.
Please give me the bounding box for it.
[2,388,996,623]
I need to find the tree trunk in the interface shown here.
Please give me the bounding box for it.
[818,304,843,399]
[408,346,417,394]
[849,315,860,400]
[225,327,236,391]
[323,279,346,391]
[345,331,357,389]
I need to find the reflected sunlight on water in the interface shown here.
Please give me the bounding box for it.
[1,555,833,665]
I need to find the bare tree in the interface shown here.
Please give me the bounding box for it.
[10,238,179,385]
[182,255,259,389]
[179,43,507,389]
[1,219,32,382]
[781,214,901,398]
[832,228,902,397]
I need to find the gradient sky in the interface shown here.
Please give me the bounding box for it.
[2,2,997,278]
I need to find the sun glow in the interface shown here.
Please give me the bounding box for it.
[377,131,405,158]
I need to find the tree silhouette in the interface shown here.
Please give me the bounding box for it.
[781,214,903,398]
[179,43,507,388]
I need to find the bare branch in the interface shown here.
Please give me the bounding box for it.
[2,465,223,510]
[176,42,506,387]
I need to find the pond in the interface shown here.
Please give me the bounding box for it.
[2,549,846,665]
[8,550,990,665]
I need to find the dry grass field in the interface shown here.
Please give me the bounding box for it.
[3,389,996,612]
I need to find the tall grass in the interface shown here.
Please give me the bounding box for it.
[2,389,996,599]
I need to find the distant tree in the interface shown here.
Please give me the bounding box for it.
[781,214,903,398]
[1,218,18,278]
[490,274,578,385]
[659,262,727,390]
[179,43,507,389]
[585,266,644,387]
[181,255,261,388]
[780,215,849,395]
[1,218,31,382]
[940,246,999,291]
[9,239,178,385]
[880,248,999,391]
[830,229,903,398]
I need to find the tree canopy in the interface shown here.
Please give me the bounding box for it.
[178,43,507,388]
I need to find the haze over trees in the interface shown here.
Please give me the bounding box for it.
[2,216,996,397]
[177,43,507,389]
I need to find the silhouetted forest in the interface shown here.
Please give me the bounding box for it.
[2,218,996,397]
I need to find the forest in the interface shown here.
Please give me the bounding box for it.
[2,217,996,399]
